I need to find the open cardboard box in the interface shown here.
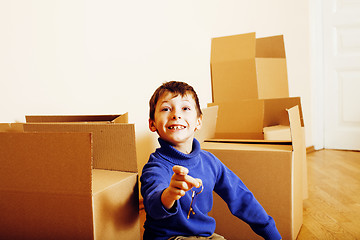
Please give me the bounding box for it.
[0,114,140,239]
[207,97,308,200]
[211,32,289,102]
[195,105,304,240]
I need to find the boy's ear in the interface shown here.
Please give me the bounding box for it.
[149,119,157,132]
[195,115,203,131]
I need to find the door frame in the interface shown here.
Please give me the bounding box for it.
[309,0,325,150]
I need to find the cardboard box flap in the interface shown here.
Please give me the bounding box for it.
[23,123,137,172]
[256,35,286,58]
[92,169,137,195]
[211,33,286,64]
[287,106,302,143]
[286,105,304,236]
[211,59,259,101]
[210,32,289,102]
[194,106,218,143]
[0,132,92,194]
[255,58,289,99]
[25,113,128,123]
[264,97,304,127]
[208,100,265,135]
[211,32,256,63]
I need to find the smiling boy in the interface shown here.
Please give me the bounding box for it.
[140,81,281,240]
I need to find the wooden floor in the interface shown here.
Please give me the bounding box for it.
[139,149,360,239]
[297,149,360,239]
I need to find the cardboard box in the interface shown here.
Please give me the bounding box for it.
[0,114,140,239]
[207,98,308,200]
[210,32,289,102]
[197,105,304,240]
[24,114,136,172]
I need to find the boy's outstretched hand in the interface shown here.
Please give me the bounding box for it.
[161,165,202,210]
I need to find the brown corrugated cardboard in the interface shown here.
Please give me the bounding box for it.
[0,123,24,132]
[211,32,289,102]
[207,97,304,141]
[194,105,218,143]
[0,132,94,239]
[1,114,140,239]
[206,98,308,199]
[92,169,139,240]
[200,106,303,239]
[23,114,136,172]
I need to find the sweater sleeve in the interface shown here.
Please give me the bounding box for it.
[140,161,179,220]
[214,160,282,240]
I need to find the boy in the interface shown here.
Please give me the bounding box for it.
[140,81,282,240]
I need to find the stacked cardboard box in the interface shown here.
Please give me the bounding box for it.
[196,32,307,240]
[0,114,140,239]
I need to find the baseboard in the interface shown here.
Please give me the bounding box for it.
[306,145,316,154]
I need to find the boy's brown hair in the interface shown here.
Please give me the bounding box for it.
[149,81,202,120]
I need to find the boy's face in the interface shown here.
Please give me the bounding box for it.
[149,92,202,153]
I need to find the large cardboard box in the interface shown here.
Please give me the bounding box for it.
[0,114,140,239]
[197,105,304,240]
[207,97,308,200]
[211,32,289,102]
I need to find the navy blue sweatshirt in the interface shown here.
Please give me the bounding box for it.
[140,138,281,240]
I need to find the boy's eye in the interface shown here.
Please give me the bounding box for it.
[183,107,191,111]
[161,107,171,112]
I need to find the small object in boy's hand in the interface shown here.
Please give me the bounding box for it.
[187,184,203,219]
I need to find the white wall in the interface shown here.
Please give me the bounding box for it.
[0,0,312,173]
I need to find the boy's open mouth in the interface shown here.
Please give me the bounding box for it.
[168,125,186,130]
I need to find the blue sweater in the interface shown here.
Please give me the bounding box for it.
[140,138,281,240]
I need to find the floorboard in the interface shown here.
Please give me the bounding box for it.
[297,149,360,240]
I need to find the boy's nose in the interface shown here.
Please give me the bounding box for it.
[172,115,181,120]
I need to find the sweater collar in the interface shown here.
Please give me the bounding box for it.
[156,138,201,166]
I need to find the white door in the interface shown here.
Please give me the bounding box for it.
[323,0,360,150]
